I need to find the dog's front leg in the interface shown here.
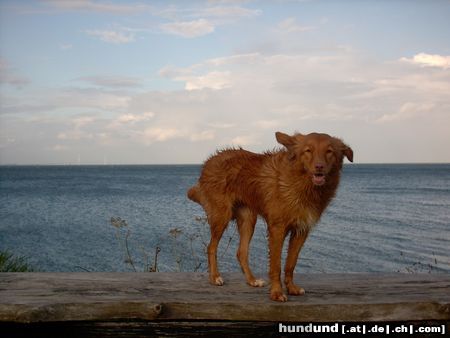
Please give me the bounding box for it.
[284,229,309,295]
[268,225,288,302]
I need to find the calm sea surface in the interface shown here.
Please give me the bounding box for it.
[0,164,449,273]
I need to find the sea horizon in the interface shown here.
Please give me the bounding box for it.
[1,162,449,167]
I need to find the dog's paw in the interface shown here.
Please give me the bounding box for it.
[249,278,266,287]
[287,284,305,296]
[213,276,224,286]
[270,290,288,302]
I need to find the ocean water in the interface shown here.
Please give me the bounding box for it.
[0,164,449,274]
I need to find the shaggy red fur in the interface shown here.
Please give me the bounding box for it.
[188,131,353,301]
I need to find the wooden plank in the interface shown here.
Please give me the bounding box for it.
[0,273,449,323]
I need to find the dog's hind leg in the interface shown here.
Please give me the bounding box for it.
[207,205,232,286]
[236,207,265,287]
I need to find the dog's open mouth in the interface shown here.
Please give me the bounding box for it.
[312,173,326,186]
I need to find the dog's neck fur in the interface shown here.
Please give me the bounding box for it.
[260,150,342,229]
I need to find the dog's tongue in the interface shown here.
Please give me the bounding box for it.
[313,174,325,186]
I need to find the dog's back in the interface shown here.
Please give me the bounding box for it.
[188,148,268,214]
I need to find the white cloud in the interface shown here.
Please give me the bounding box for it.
[42,0,149,14]
[50,144,69,151]
[58,89,131,111]
[207,122,235,129]
[73,116,95,128]
[85,29,135,44]
[160,66,232,90]
[0,59,30,88]
[230,135,260,146]
[1,88,132,116]
[0,136,16,149]
[159,52,360,95]
[108,112,155,130]
[158,4,260,21]
[206,53,261,66]
[207,0,254,5]
[57,130,93,141]
[152,49,450,143]
[142,127,181,143]
[254,120,281,129]
[161,19,215,38]
[158,3,261,38]
[56,115,97,141]
[59,43,73,50]
[400,53,450,69]
[372,72,450,97]
[158,66,194,79]
[376,102,436,123]
[76,75,143,88]
[190,130,215,141]
[199,6,261,18]
[278,17,314,33]
[319,17,329,25]
[185,71,232,90]
[117,112,154,123]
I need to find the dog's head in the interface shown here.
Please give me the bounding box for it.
[276,131,353,186]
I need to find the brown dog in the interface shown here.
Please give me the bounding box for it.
[188,131,353,301]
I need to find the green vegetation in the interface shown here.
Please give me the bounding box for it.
[0,250,34,272]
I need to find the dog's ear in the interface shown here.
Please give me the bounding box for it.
[275,132,296,149]
[334,138,353,163]
[343,145,353,162]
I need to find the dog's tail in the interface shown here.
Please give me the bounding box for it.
[187,185,202,204]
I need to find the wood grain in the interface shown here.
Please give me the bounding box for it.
[0,273,449,323]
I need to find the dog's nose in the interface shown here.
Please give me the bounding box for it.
[315,163,324,171]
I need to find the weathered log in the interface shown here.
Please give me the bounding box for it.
[0,273,449,336]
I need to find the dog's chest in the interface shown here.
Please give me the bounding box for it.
[278,193,321,229]
[292,209,319,231]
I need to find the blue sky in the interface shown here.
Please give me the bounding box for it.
[1,0,449,164]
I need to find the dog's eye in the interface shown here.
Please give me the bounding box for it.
[326,149,333,154]
[304,149,311,153]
